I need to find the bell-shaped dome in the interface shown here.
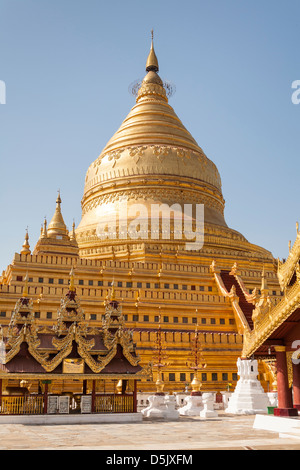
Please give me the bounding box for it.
[81,38,224,209]
[76,36,271,262]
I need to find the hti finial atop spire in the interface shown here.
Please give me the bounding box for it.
[56,189,62,206]
[146,29,159,73]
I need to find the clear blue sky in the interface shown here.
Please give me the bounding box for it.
[1,0,300,269]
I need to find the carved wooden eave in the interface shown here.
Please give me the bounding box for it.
[210,261,251,335]
[4,329,48,365]
[277,230,300,290]
[0,362,152,382]
[0,287,147,380]
[242,279,300,358]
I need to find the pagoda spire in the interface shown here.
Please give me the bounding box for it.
[42,218,47,237]
[20,229,31,255]
[146,29,159,72]
[47,191,68,238]
[70,220,76,241]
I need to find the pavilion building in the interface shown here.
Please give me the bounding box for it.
[0,271,147,416]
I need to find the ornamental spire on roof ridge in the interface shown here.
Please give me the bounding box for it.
[260,265,268,294]
[69,266,76,292]
[22,272,29,298]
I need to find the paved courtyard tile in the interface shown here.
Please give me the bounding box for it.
[0,414,299,450]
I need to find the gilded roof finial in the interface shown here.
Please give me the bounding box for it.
[22,272,29,298]
[261,265,268,294]
[110,280,116,301]
[57,189,62,206]
[42,218,47,238]
[146,29,159,72]
[70,220,76,241]
[69,266,76,292]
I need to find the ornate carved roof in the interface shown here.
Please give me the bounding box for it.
[0,275,146,379]
[277,225,300,290]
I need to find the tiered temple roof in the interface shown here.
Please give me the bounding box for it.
[0,271,147,380]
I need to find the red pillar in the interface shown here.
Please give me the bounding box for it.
[274,346,298,416]
[43,383,49,414]
[292,362,300,411]
[91,380,96,413]
[133,380,137,413]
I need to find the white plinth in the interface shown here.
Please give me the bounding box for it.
[141,395,166,419]
[164,395,180,420]
[179,395,203,416]
[267,392,278,407]
[253,414,300,439]
[200,393,218,418]
[221,391,232,408]
[226,358,270,415]
[141,394,179,420]
[0,413,142,425]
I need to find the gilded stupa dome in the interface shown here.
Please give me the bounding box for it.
[76,35,273,262]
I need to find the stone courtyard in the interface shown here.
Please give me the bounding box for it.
[0,413,299,451]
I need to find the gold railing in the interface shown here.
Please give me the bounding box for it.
[0,394,135,415]
[0,396,44,415]
[94,394,134,413]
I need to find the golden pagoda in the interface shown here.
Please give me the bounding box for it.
[0,34,282,395]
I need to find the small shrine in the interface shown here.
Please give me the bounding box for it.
[0,270,149,418]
